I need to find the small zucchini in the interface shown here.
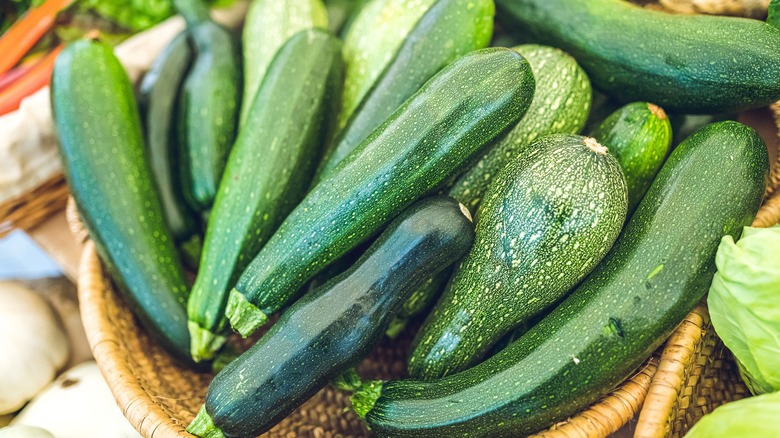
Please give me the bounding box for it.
[408,134,628,379]
[589,102,673,213]
[353,121,768,437]
[187,196,475,438]
[225,48,535,338]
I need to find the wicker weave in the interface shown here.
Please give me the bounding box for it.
[645,0,769,16]
[0,174,68,237]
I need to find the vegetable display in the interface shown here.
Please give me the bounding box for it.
[708,225,780,395]
[225,47,535,338]
[187,196,475,438]
[353,121,767,436]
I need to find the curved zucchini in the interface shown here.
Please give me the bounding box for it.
[354,121,768,436]
[187,196,475,438]
[186,29,343,361]
[225,48,535,337]
[239,0,328,126]
[408,134,628,379]
[174,0,241,211]
[448,44,591,212]
[315,0,494,180]
[589,102,673,213]
[496,0,780,113]
[52,40,195,366]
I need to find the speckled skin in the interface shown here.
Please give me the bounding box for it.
[227,48,535,336]
[176,1,241,211]
[239,0,328,126]
[497,0,780,113]
[315,0,494,180]
[196,197,474,438]
[186,30,343,361]
[589,102,673,213]
[449,44,592,212]
[360,121,768,437]
[409,134,628,379]
[52,41,194,366]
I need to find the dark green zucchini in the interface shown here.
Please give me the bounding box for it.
[137,31,202,268]
[187,196,475,438]
[174,0,241,211]
[225,48,535,337]
[186,29,343,361]
[315,0,494,180]
[589,102,673,213]
[496,0,780,113]
[408,134,628,379]
[448,44,591,212]
[385,269,450,339]
[354,121,768,437]
[52,40,195,366]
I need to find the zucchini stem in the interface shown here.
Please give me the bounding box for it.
[225,289,268,337]
[385,317,408,339]
[351,380,384,420]
[331,368,363,392]
[188,321,227,362]
[186,405,225,438]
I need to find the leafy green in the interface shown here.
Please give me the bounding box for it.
[684,391,780,437]
[708,225,780,395]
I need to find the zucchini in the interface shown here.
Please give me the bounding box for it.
[385,269,450,339]
[225,48,535,337]
[496,0,780,113]
[137,31,202,268]
[408,134,628,379]
[315,0,494,180]
[239,0,328,126]
[186,196,475,438]
[174,0,241,211]
[353,121,768,437]
[448,44,591,212]
[589,102,673,213]
[52,40,195,366]
[186,29,343,361]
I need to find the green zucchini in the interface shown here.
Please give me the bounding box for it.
[408,134,628,379]
[239,0,328,126]
[52,40,195,366]
[225,48,535,338]
[496,0,780,113]
[385,269,450,339]
[186,29,343,361]
[769,0,780,29]
[589,102,673,213]
[315,0,494,180]
[186,196,475,438]
[174,0,241,211]
[337,0,439,130]
[448,44,591,212]
[137,32,202,269]
[353,121,768,437]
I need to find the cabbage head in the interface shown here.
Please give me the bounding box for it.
[684,391,780,437]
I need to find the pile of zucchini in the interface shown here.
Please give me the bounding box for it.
[51,0,778,436]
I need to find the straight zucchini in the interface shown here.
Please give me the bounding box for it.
[186,29,343,361]
[448,44,591,212]
[589,102,673,213]
[187,196,474,438]
[225,48,535,337]
[52,40,195,366]
[315,0,494,180]
[353,121,768,437]
[239,0,328,126]
[496,0,780,113]
[408,134,628,379]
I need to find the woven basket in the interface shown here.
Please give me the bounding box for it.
[0,174,68,238]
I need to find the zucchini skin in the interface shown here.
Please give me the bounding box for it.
[52,40,195,366]
[239,0,328,126]
[175,0,242,211]
[186,29,343,361]
[496,0,780,113]
[589,102,673,213]
[449,44,591,212]
[188,197,475,438]
[315,0,494,180]
[226,48,535,337]
[359,121,768,437]
[408,134,628,379]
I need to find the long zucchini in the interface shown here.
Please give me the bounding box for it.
[353,121,768,436]
[225,47,535,337]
